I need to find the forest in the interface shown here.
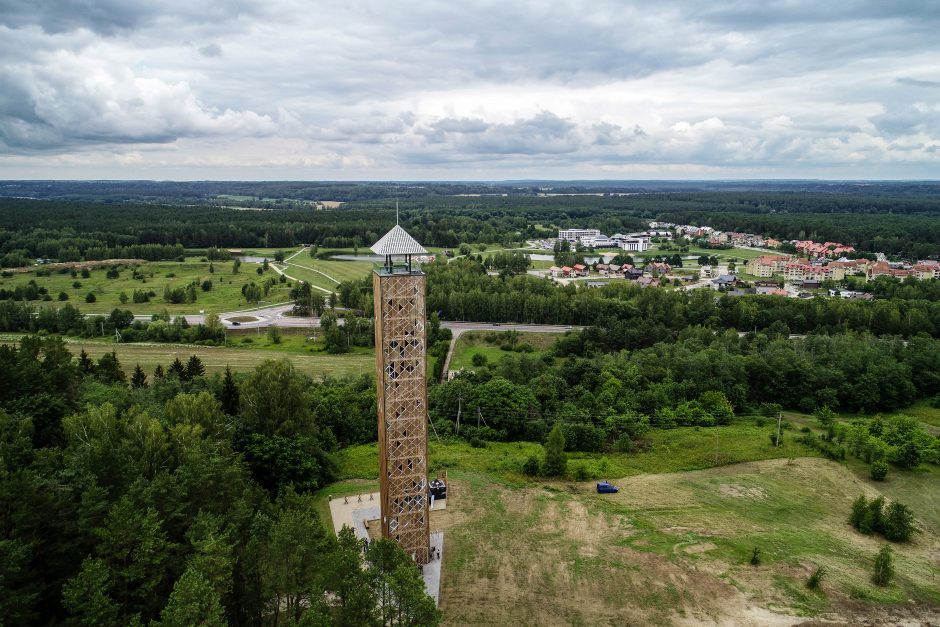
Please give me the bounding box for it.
[4,183,940,267]
[0,337,437,626]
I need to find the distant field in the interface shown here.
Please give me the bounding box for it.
[1,257,289,315]
[449,330,558,371]
[650,244,769,261]
[282,257,372,286]
[0,335,373,377]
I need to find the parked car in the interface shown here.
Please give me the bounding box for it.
[596,481,619,494]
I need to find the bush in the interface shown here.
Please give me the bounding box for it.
[870,460,888,481]
[469,436,486,449]
[806,566,826,590]
[471,353,487,367]
[849,494,868,529]
[542,423,567,477]
[522,455,540,476]
[569,463,590,481]
[750,546,761,566]
[769,431,783,447]
[871,545,894,586]
[85,292,96,303]
[882,501,915,542]
[58,291,69,301]
[865,496,886,535]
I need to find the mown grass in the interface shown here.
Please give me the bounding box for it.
[321,414,940,622]
[0,335,373,377]
[2,258,289,315]
[282,257,373,285]
[449,330,559,371]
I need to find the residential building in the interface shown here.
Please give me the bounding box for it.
[558,228,600,244]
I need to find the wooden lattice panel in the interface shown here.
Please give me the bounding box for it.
[373,270,431,564]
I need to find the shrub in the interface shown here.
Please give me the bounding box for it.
[806,566,826,590]
[570,463,590,481]
[870,460,888,481]
[871,545,894,586]
[85,292,96,303]
[769,431,783,447]
[469,436,485,449]
[471,353,487,367]
[542,424,567,477]
[849,494,868,529]
[865,496,886,535]
[58,291,69,301]
[522,455,540,476]
[882,501,915,542]
[750,547,761,566]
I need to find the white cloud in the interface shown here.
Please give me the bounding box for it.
[0,1,939,178]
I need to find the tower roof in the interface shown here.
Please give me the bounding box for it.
[371,225,427,256]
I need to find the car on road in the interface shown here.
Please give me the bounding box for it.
[230,320,241,326]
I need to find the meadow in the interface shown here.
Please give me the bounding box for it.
[323,422,940,625]
[1,257,290,315]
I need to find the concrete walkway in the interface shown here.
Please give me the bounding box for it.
[327,491,445,606]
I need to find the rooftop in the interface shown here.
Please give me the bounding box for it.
[371,224,427,256]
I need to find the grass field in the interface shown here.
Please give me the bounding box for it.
[649,244,769,261]
[2,257,290,315]
[332,421,821,482]
[1,334,373,377]
[449,330,559,371]
[279,256,373,293]
[322,426,940,624]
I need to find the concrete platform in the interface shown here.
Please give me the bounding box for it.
[327,491,445,606]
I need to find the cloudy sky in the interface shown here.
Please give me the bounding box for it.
[1,0,939,180]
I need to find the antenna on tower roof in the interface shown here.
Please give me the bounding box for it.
[396,200,399,225]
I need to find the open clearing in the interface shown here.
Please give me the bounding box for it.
[1,257,290,315]
[323,457,940,625]
[1,336,373,377]
[324,428,940,625]
[449,330,559,371]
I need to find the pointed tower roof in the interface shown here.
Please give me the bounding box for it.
[371,225,427,256]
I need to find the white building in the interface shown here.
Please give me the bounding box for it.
[558,228,600,244]
[620,238,650,252]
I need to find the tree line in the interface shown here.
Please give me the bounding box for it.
[0,337,437,625]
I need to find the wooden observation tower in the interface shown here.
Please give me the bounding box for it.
[371,224,431,564]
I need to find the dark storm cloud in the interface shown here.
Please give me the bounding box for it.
[0,0,258,35]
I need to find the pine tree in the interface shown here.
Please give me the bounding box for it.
[219,367,239,416]
[158,568,225,627]
[154,364,165,380]
[78,348,95,374]
[185,355,205,380]
[131,364,148,388]
[96,351,126,385]
[61,558,120,627]
[169,357,186,380]
[543,423,567,477]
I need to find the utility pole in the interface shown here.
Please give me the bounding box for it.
[775,411,783,447]
[455,394,462,436]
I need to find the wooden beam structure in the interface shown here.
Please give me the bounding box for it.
[373,267,431,564]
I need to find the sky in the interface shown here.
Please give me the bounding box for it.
[1,0,939,180]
